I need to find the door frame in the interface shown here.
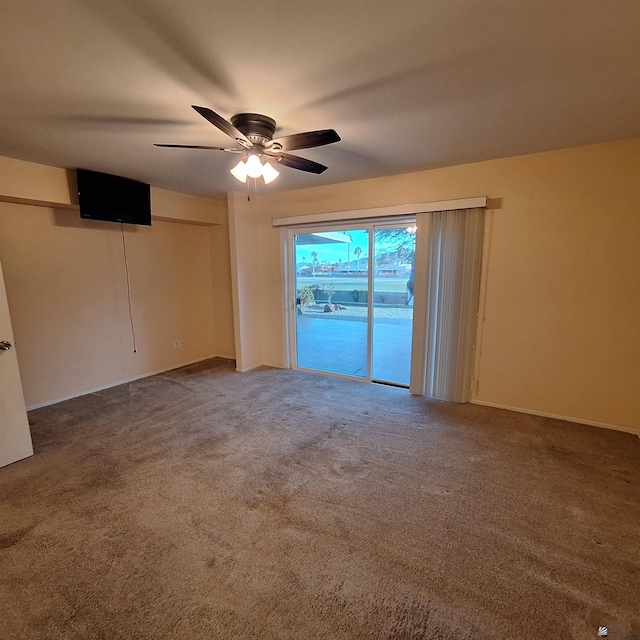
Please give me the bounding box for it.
[282,217,416,384]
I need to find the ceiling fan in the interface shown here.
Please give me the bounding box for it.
[155,106,341,184]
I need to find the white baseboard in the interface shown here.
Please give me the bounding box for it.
[235,362,265,373]
[234,361,284,373]
[26,355,232,411]
[470,399,639,438]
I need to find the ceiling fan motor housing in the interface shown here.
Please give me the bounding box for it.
[231,113,277,145]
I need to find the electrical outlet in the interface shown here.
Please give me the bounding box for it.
[173,340,184,349]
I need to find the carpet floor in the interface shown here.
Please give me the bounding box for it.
[1,358,639,639]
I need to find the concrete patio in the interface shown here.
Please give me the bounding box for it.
[295,308,413,385]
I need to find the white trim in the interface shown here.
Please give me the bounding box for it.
[26,356,228,411]
[272,197,488,228]
[237,360,288,372]
[281,228,293,370]
[284,219,416,385]
[366,227,374,381]
[236,361,286,372]
[285,228,297,370]
[470,399,639,437]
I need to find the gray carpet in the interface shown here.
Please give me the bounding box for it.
[1,359,639,639]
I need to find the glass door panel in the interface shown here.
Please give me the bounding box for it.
[372,225,416,386]
[294,229,369,378]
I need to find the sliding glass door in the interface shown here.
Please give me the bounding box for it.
[290,221,415,387]
[372,225,416,385]
[294,228,370,378]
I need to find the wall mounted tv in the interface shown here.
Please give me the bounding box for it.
[77,169,151,226]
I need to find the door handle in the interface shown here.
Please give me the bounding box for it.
[0,340,12,351]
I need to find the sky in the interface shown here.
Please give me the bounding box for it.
[295,229,415,266]
[295,229,369,265]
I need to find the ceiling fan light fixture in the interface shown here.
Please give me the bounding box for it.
[230,154,280,185]
[262,161,279,184]
[230,159,248,183]
[245,154,263,179]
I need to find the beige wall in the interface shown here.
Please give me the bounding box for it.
[0,156,227,225]
[0,205,216,407]
[0,156,235,408]
[0,156,75,206]
[252,137,640,433]
[152,187,226,226]
[209,216,235,360]
[227,192,263,371]
[3,141,639,433]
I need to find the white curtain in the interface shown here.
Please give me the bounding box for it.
[409,208,485,402]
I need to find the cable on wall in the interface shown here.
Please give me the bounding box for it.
[120,223,137,354]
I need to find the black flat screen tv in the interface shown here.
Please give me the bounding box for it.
[77,168,151,226]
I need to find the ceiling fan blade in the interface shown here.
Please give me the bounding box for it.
[267,129,340,152]
[154,143,240,151]
[192,105,252,148]
[273,153,328,174]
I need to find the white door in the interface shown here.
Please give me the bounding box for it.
[0,257,33,468]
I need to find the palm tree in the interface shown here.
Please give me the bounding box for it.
[354,246,362,272]
[310,251,318,277]
[344,232,352,274]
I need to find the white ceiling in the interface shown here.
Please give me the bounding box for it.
[2,0,640,200]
